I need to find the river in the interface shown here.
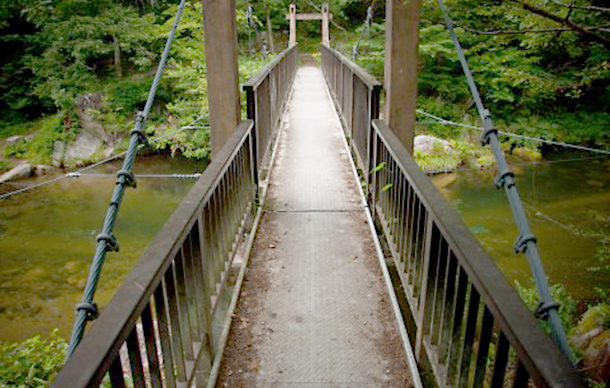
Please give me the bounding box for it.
[432,152,610,299]
[0,154,203,342]
[1,151,609,342]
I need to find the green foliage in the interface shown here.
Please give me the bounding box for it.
[107,76,152,117]
[24,112,70,165]
[2,112,72,165]
[515,280,577,334]
[0,330,67,388]
[588,238,610,273]
[25,1,159,109]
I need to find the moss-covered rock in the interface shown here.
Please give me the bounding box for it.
[512,146,542,162]
[571,304,610,351]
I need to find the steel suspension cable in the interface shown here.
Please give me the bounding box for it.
[65,0,189,359]
[352,2,375,59]
[436,0,575,361]
[416,109,610,155]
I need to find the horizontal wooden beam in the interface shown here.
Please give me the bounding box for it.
[285,13,333,21]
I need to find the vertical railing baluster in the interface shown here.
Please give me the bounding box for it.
[415,219,439,360]
[197,213,214,343]
[203,203,218,297]
[398,175,408,263]
[173,254,195,362]
[473,307,494,388]
[109,356,126,388]
[490,332,510,388]
[412,202,425,297]
[430,238,449,346]
[164,266,187,380]
[389,159,399,243]
[447,266,468,384]
[458,286,480,388]
[402,184,413,277]
[439,252,458,366]
[176,247,199,352]
[415,205,428,296]
[407,193,419,287]
[513,361,529,388]
[126,325,145,388]
[210,192,222,285]
[153,284,177,388]
[369,131,379,209]
[141,304,162,388]
[182,241,202,343]
[189,224,214,368]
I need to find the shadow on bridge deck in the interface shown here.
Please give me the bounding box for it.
[216,66,413,387]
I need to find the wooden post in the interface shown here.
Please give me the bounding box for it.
[322,3,330,45]
[384,0,419,153]
[203,0,241,157]
[289,4,297,47]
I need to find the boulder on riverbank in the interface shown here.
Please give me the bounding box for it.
[413,135,461,173]
[414,135,453,153]
[571,304,610,382]
[0,163,34,184]
[0,163,56,184]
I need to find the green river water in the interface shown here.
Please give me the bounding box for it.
[0,155,202,342]
[0,152,609,343]
[432,153,610,299]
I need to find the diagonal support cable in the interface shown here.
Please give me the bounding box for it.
[436,0,575,362]
[65,0,190,359]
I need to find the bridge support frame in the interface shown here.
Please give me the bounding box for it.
[286,3,331,47]
[203,0,241,157]
[384,0,419,153]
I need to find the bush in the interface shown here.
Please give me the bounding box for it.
[0,330,67,388]
[23,112,73,165]
[515,280,577,335]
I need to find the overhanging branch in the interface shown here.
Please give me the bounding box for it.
[505,0,610,48]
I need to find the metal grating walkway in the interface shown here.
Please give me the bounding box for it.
[216,66,412,387]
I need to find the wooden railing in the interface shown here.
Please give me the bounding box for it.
[321,47,581,387]
[52,47,298,388]
[320,44,381,174]
[244,44,298,179]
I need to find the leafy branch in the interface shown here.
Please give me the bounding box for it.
[457,22,610,35]
[505,0,610,49]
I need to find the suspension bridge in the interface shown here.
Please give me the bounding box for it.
[40,1,589,387]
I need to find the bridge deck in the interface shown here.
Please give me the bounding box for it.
[216,66,412,387]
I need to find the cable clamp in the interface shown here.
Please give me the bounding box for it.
[130,128,147,143]
[535,300,560,320]
[514,234,537,253]
[97,233,120,252]
[117,170,137,188]
[480,109,497,145]
[130,112,147,143]
[494,170,515,189]
[76,302,99,321]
